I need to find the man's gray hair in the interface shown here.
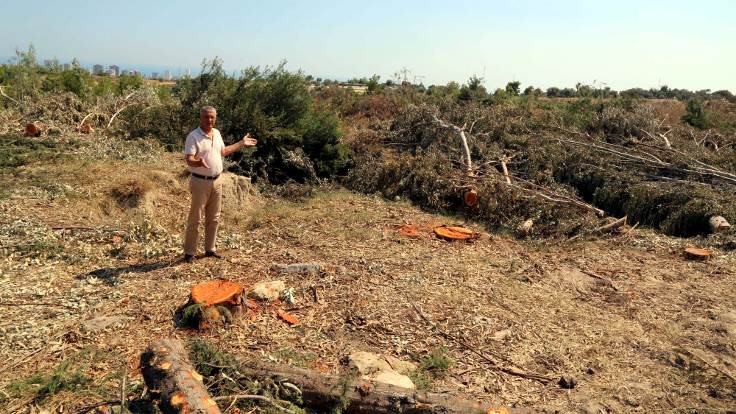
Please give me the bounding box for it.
[200,106,217,115]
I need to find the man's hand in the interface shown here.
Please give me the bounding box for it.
[194,156,209,169]
[186,154,209,169]
[241,133,257,147]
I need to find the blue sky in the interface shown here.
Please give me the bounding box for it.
[1,0,734,91]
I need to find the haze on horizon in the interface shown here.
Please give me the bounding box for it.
[1,0,734,92]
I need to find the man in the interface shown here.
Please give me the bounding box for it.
[183,106,257,263]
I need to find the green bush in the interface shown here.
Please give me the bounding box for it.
[683,98,709,129]
[41,68,90,97]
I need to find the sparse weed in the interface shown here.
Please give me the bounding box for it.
[408,346,452,391]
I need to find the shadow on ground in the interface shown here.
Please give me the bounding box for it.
[78,257,182,286]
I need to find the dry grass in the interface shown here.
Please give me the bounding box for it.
[0,136,735,413]
[109,178,154,208]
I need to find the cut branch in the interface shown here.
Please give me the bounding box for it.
[107,104,133,128]
[431,113,473,173]
[213,394,297,414]
[411,303,555,384]
[500,158,512,184]
[77,112,107,130]
[0,85,19,105]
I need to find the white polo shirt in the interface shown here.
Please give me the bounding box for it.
[183,127,225,177]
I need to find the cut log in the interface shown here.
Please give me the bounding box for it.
[141,339,221,414]
[140,338,536,414]
[433,225,479,241]
[709,215,731,233]
[464,189,479,207]
[232,356,534,414]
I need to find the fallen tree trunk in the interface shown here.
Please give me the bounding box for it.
[141,339,221,414]
[235,360,537,414]
[141,338,536,414]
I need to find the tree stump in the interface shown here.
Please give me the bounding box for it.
[433,225,479,241]
[684,247,711,261]
[141,339,221,414]
[177,279,245,330]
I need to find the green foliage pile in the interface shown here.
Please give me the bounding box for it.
[0,132,83,173]
[346,93,736,238]
[187,339,306,413]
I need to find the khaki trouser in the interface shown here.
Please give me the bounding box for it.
[183,175,223,255]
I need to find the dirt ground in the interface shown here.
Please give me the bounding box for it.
[1,142,735,413]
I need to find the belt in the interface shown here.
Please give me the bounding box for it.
[191,172,220,180]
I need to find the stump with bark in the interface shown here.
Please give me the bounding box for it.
[176,279,246,330]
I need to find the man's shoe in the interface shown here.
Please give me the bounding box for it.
[184,254,196,263]
[205,250,223,259]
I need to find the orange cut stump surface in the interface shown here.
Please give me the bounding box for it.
[433,225,479,241]
[684,247,711,260]
[464,189,478,207]
[191,279,244,307]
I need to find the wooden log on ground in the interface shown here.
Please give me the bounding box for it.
[235,359,537,414]
[141,338,536,414]
[141,339,221,414]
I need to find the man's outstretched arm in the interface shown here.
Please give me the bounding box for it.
[222,133,257,157]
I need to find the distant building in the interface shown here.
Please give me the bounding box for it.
[130,70,141,77]
[121,69,130,76]
[163,70,172,81]
[151,72,159,79]
[43,59,54,68]
[185,68,191,78]
[92,64,104,75]
[62,63,71,71]
[109,65,120,77]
